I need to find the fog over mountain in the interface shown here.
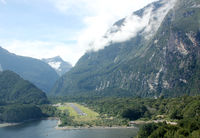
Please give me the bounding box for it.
[52,0,200,98]
[89,0,177,51]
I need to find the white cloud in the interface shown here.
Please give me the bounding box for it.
[0,39,84,66]
[0,0,6,4]
[89,7,153,50]
[82,0,177,51]
[143,0,178,39]
[49,0,159,52]
[1,0,176,65]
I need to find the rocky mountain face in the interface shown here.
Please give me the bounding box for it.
[0,47,59,93]
[51,0,200,97]
[42,56,72,76]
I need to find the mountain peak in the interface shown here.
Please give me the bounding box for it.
[52,56,63,61]
[0,46,12,55]
[42,56,72,76]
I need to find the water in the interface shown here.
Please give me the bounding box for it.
[0,120,139,138]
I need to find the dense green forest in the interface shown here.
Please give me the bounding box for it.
[50,95,200,137]
[50,95,200,121]
[0,104,44,123]
[0,70,48,105]
[137,118,200,138]
[0,70,49,123]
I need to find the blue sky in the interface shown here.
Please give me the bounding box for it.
[0,0,157,65]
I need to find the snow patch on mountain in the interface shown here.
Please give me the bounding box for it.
[42,56,72,76]
[48,62,61,70]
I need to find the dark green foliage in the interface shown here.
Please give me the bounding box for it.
[59,111,75,127]
[135,95,200,138]
[170,110,183,120]
[122,105,147,120]
[137,118,200,138]
[0,70,49,123]
[0,104,44,123]
[57,95,200,124]
[183,100,200,118]
[137,123,158,138]
[51,95,200,133]
[0,70,48,105]
[0,47,59,93]
[39,105,59,117]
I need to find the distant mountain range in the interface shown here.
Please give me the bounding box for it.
[51,0,200,97]
[42,56,72,76]
[0,47,59,93]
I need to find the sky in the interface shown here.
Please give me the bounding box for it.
[0,0,158,66]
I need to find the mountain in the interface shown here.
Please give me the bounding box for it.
[0,70,49,123]
[0,70,48,104]
[51,0,200,97]
[0,47,59,93]
[42,56,72,76]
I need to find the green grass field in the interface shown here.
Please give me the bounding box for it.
[57,103,99,123]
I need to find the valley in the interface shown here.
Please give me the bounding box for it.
[0,0,200,137]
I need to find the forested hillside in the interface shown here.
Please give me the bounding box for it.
[0,70,49,123]
[0,70,48,104]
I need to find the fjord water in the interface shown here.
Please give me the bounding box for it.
[0,120,139,138]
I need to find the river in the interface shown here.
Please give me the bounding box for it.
[0,120,139,138]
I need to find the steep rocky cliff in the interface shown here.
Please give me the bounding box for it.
[52,0,200,97]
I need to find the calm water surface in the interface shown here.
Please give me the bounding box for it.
[0,120,139,138]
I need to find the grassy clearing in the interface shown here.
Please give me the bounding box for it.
[57,106,68,111]
[57,103,99,123]
[73,103,99,122]
[56,103,128,127]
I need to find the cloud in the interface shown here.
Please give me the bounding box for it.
[49,0,159,52]
[0,0,6,4]
[0,39,84,66]
[1,0,175,65]
[85,0,177,51]
[142,0,178,39]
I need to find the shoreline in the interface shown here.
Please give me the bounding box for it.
[130,120,177,125]
[0,123,19,128]
[55,125,136,130]
[0,118,176,129]
[0,117,59,128]
[55,119,136,130]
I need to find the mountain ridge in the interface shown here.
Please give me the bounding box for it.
[52,0,200,97]
[0,46,59,93]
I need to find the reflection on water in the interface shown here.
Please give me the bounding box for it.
[0,120,139,138]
